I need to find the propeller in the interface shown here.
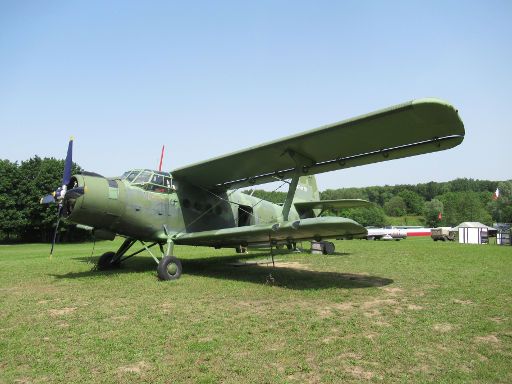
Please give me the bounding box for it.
[40,137,76,256]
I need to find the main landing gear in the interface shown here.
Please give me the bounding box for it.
[97,236,182,281]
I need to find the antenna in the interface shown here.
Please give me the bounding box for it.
[158,145,165,171]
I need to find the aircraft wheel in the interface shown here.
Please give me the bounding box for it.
[157,256,182,281]
[323,241,335,255]
[97,251,120,270]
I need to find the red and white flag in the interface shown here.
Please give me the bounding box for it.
[492,188,500,200]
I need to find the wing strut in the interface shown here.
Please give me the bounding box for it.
[282,171,300,221]
[281,149,314,221]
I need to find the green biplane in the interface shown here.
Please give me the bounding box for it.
[42,98,464,280]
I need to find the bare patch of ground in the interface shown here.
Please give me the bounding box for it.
[475,334,500,344]
[56,321,70,328]
[273,261,313,271]
[433,323,455,333]
[317,301,354,318]
[363,309,381,318]
[364,332,378,340]
[48,307,77,316]
[407,304,424,310]
[332,302,354,311]
[372,320,391,327]
[380,287,403,295]
[345,365,375,380]
[409,364,430,374]
[361,299,398,309]
[13,378,32,384]
[338,352,363,360]
[117,361,150,375]
[453,299,473,305]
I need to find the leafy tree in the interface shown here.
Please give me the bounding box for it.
[384,196,407,217]
[423,199,444,227]
[337,205,387,227]
[16,156,81,242]
[321,188,368,200]
[492,180,512,222]
[398,190,425,215]
[243,189,287,205]
[438,191,492,226]
[0,160,26,240]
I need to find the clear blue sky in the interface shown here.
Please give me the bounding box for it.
[1,1,511,190]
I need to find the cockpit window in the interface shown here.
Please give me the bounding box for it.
[151,174,164,186]
[122,169,175,194]
[133,170,152,184]
[126,171,140,182]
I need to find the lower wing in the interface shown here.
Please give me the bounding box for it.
[171,217,367,247]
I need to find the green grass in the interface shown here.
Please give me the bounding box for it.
[1,238,511,383]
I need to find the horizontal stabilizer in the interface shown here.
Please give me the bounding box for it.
[171,217,367,247]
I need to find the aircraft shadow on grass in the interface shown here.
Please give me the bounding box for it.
[50,250,393,290]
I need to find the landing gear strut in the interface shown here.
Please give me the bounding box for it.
[96,235,183,280]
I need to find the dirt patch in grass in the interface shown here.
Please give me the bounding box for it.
[489,317,507,323]
[273,261,313,271]
[345,365,375,380]
[475,334,500,344]
[453,299,473,305]
[361,299,398,309]
[433,323,455,333]
[48,307,77,316]
[363,309,381,318]
[407,304,424,310]
[380,287,403,295]
[117,361,150,375]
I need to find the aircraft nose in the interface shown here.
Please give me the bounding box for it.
[62,174,86,218]
[62,173,124,229]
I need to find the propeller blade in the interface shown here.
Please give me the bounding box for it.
[62,137,74,186]
[50,205,63,257]
[40,194,56,204]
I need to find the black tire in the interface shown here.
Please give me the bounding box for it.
[157,256,182,281]
[323,241,335,255]
[97,251,120,270]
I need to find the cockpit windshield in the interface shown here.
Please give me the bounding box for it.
[120,169,175,193]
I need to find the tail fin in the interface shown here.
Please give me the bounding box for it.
[294,175,320,202]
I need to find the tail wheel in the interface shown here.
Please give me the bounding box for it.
[97,251,121,270]
[157,256,183,281]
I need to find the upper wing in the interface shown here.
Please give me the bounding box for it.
[171,98,464,189]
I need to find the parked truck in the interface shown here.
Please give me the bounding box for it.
[431,227,457,241]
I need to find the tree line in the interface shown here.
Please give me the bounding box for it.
[0,157,83,243]
[245,178,512,227]
[1,155,510,243]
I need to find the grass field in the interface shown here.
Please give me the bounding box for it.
[1,238,511,383]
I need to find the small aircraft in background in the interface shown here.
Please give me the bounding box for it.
[365,227,408,241]
[41,98,464,280]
